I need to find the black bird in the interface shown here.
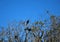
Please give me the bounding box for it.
[28,28,31,31]
[15,35,18,39]
[26,20,29,25]
[24,27,31,31]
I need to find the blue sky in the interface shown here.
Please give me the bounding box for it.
[0,0,60,27]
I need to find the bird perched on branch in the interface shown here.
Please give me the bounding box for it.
[26,20,29,25]
[24,27,31,31]
[15,35,18,39]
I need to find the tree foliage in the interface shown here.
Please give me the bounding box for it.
[0,14,60,42]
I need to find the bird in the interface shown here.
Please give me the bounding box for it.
[15,35,18,39]
[28,28,31,31]
[24,27,31,31]
[26,20,29,25]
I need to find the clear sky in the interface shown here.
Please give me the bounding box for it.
[0,0,60,27]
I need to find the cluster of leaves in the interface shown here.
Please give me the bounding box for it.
[0,14,60,42]
[44,15,60,42]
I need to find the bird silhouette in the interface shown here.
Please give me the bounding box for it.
[24,27,31,31]
[15,35,18,39]
[26,20,29,25]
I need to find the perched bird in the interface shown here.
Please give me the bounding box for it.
[24,27,31,31]
[28,28,31,31]
[15,35,18,39]
[26,20,29,25]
